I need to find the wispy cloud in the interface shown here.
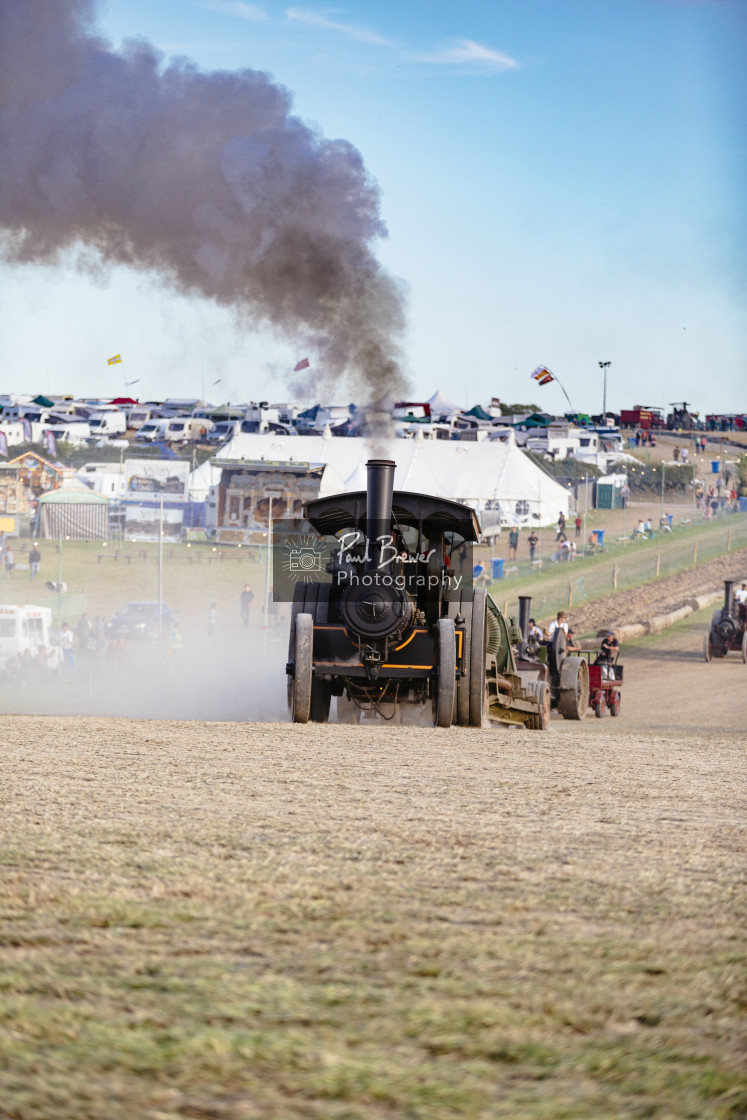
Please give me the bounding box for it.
[208,1,269,22]
[414,39,520,72]
[285,7,394,47]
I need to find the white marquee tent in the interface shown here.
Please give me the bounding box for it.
[213,434,571,532]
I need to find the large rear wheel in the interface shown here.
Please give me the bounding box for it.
[290,613,313,723]
[434,617,457,728]
[558,657,589,720]
[448,593,472,726]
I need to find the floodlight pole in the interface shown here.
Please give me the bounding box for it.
[598,361,611,422]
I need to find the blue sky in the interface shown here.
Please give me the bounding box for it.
[2,0,745,415]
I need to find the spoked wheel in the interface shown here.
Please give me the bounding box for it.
[742,632,747,664]
[290,613,313,723]
[469,588,488,727]
[433,617,457,728]
[703,633,712,663]
[609,690,621,717]
[558,657,589,721]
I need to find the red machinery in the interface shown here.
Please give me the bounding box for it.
[587,659,623,717]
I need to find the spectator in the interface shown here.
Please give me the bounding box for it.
[59,622,75,672]
[527,531,539,563]
[76,612,93,656]
[556,512,566,540]
[673,445,680,461]
[633,520,646,539]
[574,514,582,538]
[620,484,630,509]
[4,544,14,579]
[29,542,41,580]
[240,584,255,627]
[508,526,519,561]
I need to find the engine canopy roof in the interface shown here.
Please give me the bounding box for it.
[305,489,481,543]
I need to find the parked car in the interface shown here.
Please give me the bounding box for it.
[107,601,175,640]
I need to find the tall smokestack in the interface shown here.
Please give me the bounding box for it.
[365,458,395,572]
[0,0,408,401]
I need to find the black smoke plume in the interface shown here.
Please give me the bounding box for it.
[0,0,407,399]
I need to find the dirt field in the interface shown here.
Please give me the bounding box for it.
[1,610,745,1120]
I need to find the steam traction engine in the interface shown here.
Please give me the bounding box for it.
[703,579,747,662]
[286,459,549,728]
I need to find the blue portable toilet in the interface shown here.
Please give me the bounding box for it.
[491,558,505,580]
[711,461,721,474]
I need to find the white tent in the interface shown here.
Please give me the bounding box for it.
[426,389,461,420]
[215,434,570,531]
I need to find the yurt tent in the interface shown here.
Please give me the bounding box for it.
[37,482,109,540]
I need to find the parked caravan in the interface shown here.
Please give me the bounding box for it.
[127,406,160,431]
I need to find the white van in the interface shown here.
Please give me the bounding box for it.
[135,419,166,442]
[207,419,238,444]
[0,604,62,673]
[88,410,127,437]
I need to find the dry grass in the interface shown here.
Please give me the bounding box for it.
[1,715,745,1119]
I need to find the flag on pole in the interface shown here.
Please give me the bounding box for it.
[107,354,122,365]
[530,365,555,386]
[0,432,7,458]
[293,357,310,372]
[22,417,32,442]
[44,430,57,458]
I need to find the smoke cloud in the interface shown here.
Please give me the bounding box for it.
[0,0,407,400]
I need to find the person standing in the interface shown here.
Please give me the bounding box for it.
[29,543,41,580]
[59,622,75,672]
[547,611,569,638]
[76,612,93,657]
[4,544,14,579]
[556,512,566,540]
[240,584,255,627]
[508,526,519,560]
[574,514,582,538]
[527,530,539,563]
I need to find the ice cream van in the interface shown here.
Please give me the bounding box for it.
[0,604,62,672]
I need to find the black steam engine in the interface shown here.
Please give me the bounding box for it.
[286,458,548,728]
[703,578,747,662]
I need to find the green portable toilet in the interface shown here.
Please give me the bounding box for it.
[596,483,621,509]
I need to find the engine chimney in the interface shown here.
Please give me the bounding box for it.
[365,458,396,572]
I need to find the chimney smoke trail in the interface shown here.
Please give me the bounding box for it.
[0,0,408,400]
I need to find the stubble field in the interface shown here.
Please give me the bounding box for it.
[1,610,746,1120]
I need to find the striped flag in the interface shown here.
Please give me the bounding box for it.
[531,365,555,386]
[107,354,122,365]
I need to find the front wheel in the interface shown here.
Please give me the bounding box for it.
[290,613,313,723]
[593,694,605,719]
